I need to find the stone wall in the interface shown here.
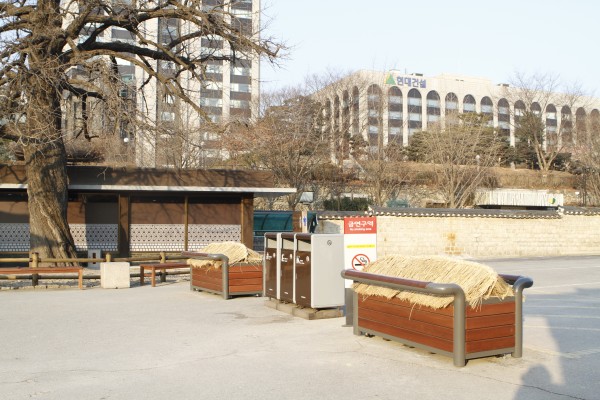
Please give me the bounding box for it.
[314,208,600,258]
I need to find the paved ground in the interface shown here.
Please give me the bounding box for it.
[0,256,599,400]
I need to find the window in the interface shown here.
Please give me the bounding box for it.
[463,95,476,112]
[164,93,175,105]
[232,66,251,76]
[230,83,251,93]
[231,99,249,109]
[200,98,222,107]
[160,111,175,121]
[204,81,221,91]
[388,111,402,120]
[207,64,223,74]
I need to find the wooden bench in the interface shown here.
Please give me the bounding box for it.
[0,267,84,289]
[139,262,190,287]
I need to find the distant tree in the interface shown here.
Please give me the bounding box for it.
[413,113,501,208]
[348,134,409,207]
[503,72,590,172]
[0,1,281,261]
[223,86,329,210]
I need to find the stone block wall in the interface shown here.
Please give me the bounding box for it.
[315,209,600,258]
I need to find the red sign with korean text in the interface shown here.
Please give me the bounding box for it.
[344,217,377,234]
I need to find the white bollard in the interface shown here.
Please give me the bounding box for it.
[100,262,131,289]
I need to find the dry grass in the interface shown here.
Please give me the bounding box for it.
[353,255,513,309]
[187,242,262,269]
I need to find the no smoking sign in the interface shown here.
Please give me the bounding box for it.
[351,254,370,270]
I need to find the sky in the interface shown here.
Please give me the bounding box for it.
[260,0,600,96]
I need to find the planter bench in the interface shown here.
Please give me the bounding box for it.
[184,252,262,299]
[0,267,84,289]
[342,269,533,367]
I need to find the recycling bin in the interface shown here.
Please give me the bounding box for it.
[294,233,345,309]
[263,233,281,299]
[279,233,295,303]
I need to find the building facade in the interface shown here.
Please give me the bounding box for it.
[314,70,600,156]
[0,165,292,256]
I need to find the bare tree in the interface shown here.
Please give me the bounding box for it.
[0,1,280,261]
[412,113,501,208]
[503,72,591,172]
[572,113,600,205]
[223,85,329,210]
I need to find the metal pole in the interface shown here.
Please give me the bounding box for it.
[510,276,534,358]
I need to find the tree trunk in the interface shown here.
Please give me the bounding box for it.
[23,55,78,264]
[24,142,78,264]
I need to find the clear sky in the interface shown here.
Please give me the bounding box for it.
[260,0,599,96]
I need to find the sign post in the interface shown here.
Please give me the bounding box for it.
[343,216,377,326]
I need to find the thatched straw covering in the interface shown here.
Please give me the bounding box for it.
[353,255,513,309]
[187,242,262,269]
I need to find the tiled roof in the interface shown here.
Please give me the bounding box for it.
[316,206,563,219]
[561,206,600,216]
[368,206,560,219]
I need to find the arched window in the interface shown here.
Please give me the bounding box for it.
[514,100,526,124]
[351,86,359,136]
[388,86,403,143]
[497,98,510,136]
[463,95,476,113]
[445,92,458,115]
[561,106,573,144]
[546,105,558,148]
[576,107,587,143]
[480,97,493,125]
[407,88,422,137]
[426,91,440,125]
[531,102,541,116]
[367,84,382,146]
[591,109,600,134]
[333,95,340,134]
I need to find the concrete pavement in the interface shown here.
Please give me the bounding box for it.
[1,256,599,400]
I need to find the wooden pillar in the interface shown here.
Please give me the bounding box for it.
[184,195,189,251]
[118,194,130,257]
[240,194,254,249]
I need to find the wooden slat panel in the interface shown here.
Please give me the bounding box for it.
[359,308,453,340]
[229,277,263,286]
[191,276,218,285]
[466,301,515,317]
[466,325,515,342]
[359,319,454,352]
[230,284,262,293]
[191,281,222,292]
[230,264,262,273]
[359,297,454,328]
[466,336,515,354]
[229,271,262,279]
[466,313,515,330]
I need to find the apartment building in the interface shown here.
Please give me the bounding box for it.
[62,0,261,168]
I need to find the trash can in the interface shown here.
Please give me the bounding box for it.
[263,232,281,299]
[294,233,344,309]
[279,233,295,303]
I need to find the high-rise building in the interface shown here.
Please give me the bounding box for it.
[62,0,261,168]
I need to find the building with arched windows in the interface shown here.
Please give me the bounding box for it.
[313,70,600,157]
